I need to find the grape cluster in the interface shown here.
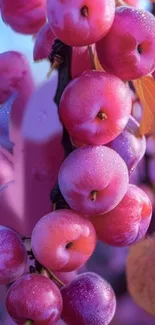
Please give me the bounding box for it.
[0,0,155,325]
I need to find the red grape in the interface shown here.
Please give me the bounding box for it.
[0,226,27,285]
[91,184,152,247]
[46,0,115,46]
[31,209,96,272]
[96,7,155,81]
[6,273,63,325]
[59,71,132,145]
[107,116,146,174]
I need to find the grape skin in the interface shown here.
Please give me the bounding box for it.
[6,273,63,325]
[91,184,152,247]
[107,116,146,174]
[0,226,27,285]
[31,209,96,272]
[58,145,129,216]
[61,272,116,325]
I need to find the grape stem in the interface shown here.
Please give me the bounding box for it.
[35,260,65,287]
[88,45,96,70]
[24,320,33,325]
[46,268,65,288]
[49,39,74,209]
[22,236,31,241]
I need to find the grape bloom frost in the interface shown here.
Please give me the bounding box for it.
[0,0,155,325]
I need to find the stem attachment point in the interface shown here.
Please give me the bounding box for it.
[81,6,88,17]
[90,190,98,201]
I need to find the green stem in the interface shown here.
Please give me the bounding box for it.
[46,268,65,287]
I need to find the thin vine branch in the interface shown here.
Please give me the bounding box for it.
[35,260,65,287]
[48,39,74,209]
[88,45,96,70]
[45,268,65,288]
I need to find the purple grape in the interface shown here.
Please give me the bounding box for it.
[108,116,146,174]
[61,272,116,325]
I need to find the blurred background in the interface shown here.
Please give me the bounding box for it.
[0,0,155,324]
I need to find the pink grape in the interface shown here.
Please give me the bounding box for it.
[0,51,34,105]
[107,116,146,174]
[6,273,63,325]
[58,146,129,216]
[31,209,96,272]
[0,0,46,34]
[61,272,116,325]
[33,23,95,78]
[59,71,132,146]
[96,7,155,81]
[91,184,152,247]
[33,23,55,62]
[0,226,27,285]
[46,0,115,46]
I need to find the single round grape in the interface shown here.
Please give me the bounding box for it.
[59,71,132,146]
[6,273,63,324]
[107,116,146,174]
[91,184,152,247]
[126,237,155,315]
[61,272,116,325]
[58,146,129,216]
[0,226,27,285]
[96,7,155,81]
[31,209,96,272]
[47,0,115,46]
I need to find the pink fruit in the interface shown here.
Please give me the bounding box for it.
[59,70,132,145]
[0,226,27,284]
[31,209,96,272]
[96,7,155,81]
[1,0,46,34]
[61,272,116,325]
[0,51,35,146]
[33,23,55,62]
[6,273,63,325]
[107,116,146,174]
[58,146,129,216]
[0,51,34,106]
[46,0,115,46]
[33,23,96,78]
[91,184,152,247]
